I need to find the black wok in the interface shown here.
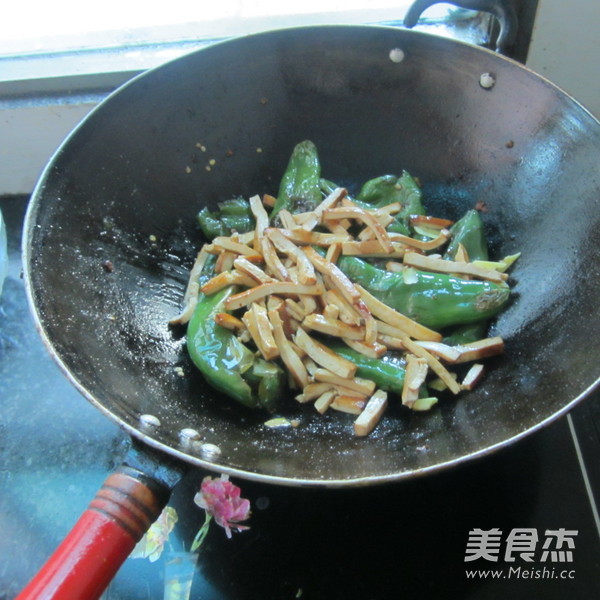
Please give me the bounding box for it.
[18,24,600,598]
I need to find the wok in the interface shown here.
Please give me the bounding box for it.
[19,24,600,599]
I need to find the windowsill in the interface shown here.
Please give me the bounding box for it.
[0,39,218,98]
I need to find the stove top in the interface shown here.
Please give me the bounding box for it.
[1,197,599,600]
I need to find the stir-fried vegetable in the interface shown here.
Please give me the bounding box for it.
[172,141,516,436]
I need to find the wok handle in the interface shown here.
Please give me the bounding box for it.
[404,0,518,54]
[16,466,171,600]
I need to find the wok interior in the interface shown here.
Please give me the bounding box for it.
[25,26,600,485]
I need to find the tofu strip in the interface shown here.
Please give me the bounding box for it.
[294,328,357,379]
[268,308,309,389]
[266,228,317,285]
[249,194,270,251]
[225,282,323,311]
[355,284,442,342]
[323,207,393,254]
[403,251,508,283]
[168,247,210,325]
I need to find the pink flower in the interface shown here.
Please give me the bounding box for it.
[194,475,251,538]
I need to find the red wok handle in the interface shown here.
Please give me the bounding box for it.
[16,466,172,600]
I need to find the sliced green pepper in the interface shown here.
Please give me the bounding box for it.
[337,255,510,330]
[271,140,321,220]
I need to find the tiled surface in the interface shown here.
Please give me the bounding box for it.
[1,196,599,599]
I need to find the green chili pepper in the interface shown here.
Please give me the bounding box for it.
[187,285,285,412]
[197,198,254,241]
[320,178,339,194]
[243,358,287,412]
[336,255,510,330]
[444,209,489,261]
[440,209,491,340]
[255,361,286,413]
[442,321,489,346]
[218,197,253,216]
[358,171,425,218]
[197,206,226,240]
[322,171,425,235]
[271,140,321,220]
[220,214,254,233]
[187,286,257,408]
[325,176,409,236]
[327,342,406,394]
[356,175,397,205]
[389,170,426,233]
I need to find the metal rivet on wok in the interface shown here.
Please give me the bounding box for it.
[139,414,161,431]
[479,72,496,89]
[199,443,222,461]
[179,428,202,447]
[389,48,405,63]
[178,430,222,460]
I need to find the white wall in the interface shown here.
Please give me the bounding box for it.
[0,99,97,196]
[526,0,600,118]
